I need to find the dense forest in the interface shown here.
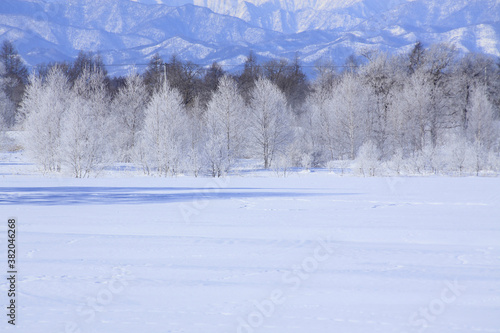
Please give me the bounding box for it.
[1,40,499,177]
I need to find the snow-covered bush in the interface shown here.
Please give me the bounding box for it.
[300,153,312,171]
[272,153,292,177]
[355,141,381,177]
[387,148,404,175]
[440,137,475,176]
[326,160,336,173]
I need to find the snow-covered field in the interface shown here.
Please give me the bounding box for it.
[1,152,499,333]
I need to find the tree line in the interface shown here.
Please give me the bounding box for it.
[1,40,500,177]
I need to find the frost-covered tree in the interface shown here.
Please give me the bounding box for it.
[361,52,401,156]
[110,70,148,162]
[13,42,500,177]
[453,53,496,131]
[466,86,497,175]
[309,73,370,162]
[247,77,293,169]
[296,90,325,167]
[204,75,246,176]
[137,83,187,176]
[419,43,457,146]
[331,73,371,160]
[61,95,98,178]
[391,70,433,153]
[21,67,69,173]
[60,68,111,178]
[308,86,338,162]
[467,86,496,148]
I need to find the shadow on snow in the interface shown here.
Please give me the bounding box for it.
[0,186,359,206]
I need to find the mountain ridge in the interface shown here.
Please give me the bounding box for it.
[0,0,498,75]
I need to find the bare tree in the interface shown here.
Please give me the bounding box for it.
[68,50,108,85]
[143,53,165,95]
[199,62,225,107]
[238,51,262,103]
[0,63,15,129]
[0,40,28,112]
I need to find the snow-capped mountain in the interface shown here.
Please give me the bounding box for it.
[1,0,499,75]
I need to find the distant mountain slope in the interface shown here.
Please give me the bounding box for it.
[128,0,500,35]
[1,0,498,75]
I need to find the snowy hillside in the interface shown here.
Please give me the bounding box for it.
[1,0,499,73]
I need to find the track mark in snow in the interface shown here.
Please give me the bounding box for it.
[457,255,469,265]
[238,199,256,210]
[26,249,39,258]
[371,203,397,209]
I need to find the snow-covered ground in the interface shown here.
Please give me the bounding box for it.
[1,152,499,333]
